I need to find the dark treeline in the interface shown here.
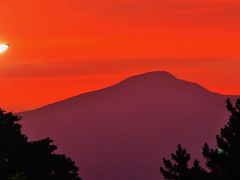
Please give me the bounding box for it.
[160,99,240,180]
[0,109,81,180]
[1,98,239,180]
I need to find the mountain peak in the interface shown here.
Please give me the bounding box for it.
[132,71,176,79]
[20,70,238,180]
[119,71,177,85]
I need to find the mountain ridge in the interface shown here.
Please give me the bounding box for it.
[19,71,239,180]
[21,71,225,113]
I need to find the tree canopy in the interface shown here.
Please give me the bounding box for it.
[0,109,81,180]
[160,144,207,180]
[160,99,240,180]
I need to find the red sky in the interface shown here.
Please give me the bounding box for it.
[0,0,240,111]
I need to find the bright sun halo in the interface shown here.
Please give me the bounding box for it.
[0,44,9,54]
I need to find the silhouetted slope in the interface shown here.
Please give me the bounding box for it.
[19,71,239,180]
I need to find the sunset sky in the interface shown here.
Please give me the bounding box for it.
[0,0,240,111]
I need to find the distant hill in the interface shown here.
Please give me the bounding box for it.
[19,71,239,180]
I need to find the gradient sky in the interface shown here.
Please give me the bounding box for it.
[0,0,240,111]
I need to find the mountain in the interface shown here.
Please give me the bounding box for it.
[19,71,239,180]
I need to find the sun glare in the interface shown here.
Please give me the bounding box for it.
[0,44,9,54]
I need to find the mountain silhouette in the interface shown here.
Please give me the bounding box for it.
[19,71,239,180]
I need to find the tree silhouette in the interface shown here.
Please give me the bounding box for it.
[160,99,240,180]
[203,99,240,179]
[160,144,207,180]
[0,109,81,180]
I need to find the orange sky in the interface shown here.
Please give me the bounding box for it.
[0,0,240,111]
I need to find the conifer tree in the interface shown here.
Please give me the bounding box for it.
[161,99,240,180]
[160,144,207,180]
[203,99,240,179]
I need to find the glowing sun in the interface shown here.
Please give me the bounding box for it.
[0,44,9,54]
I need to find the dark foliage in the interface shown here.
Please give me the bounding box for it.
[0,109,81,180]
[160,99,240,180]
[203,99,240,179]
[160,144,207,180]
